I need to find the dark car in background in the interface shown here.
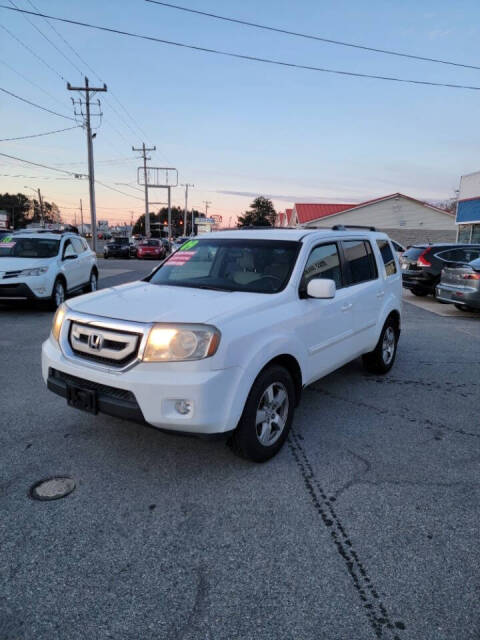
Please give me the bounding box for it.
[136,239,166,260]
[436,256,480,311]
[103,236,130,259]
[401,243,480,297]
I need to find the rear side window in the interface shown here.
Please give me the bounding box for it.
[343,240,378,284]
[376,239,397,276]
[72,238,85,254]
[301,243,343,290]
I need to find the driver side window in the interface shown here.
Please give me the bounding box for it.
[301,243,343,290]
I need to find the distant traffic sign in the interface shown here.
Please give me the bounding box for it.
[195,217,215,224]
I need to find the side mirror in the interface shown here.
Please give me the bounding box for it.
[306,278,336,299]
[63,254,78,261]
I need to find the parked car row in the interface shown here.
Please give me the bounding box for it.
[103,237,174,260]
[401,242,480,312]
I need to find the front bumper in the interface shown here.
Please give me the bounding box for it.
[42,336,244,434]
[0,281,49,300]
[435,284,480,309]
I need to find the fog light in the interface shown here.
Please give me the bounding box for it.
[175,400,192,415]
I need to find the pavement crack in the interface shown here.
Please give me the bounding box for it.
[311,387,480,440]
[288,431,405,640]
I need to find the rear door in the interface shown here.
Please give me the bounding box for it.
[341,239,383,353]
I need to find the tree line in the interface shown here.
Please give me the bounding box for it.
[0,192,62,229]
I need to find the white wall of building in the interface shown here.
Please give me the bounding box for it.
[303,196,455,231]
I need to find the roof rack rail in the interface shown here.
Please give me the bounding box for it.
[331,224,377,232]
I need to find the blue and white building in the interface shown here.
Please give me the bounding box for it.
[457,171,480,243]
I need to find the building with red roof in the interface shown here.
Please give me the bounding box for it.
[278,193,456,245]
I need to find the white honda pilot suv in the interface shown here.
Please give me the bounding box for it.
[42,227,401,462]
[0,231,98,308]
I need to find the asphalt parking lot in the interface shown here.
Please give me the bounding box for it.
[1,260,479,640]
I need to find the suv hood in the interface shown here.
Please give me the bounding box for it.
[66,281,272,324]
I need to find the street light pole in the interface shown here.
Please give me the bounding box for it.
[181,183,194,234]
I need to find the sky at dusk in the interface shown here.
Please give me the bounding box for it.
[2,0,480,226]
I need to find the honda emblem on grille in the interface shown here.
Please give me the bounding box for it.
[88,333,104,351]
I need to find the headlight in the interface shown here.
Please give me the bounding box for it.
[143,324,220,362]
[51,303,67,342]
[21,266,48,277]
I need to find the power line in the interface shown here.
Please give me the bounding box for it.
[7,0,82,79]
[95,180,145,201]
[0,23,64,82]
[146,0,480,72]
[0,125,80,142]
[1,5,480,91]
[0,86,76,120]
[0,58,71,110]
[24,0,151,144]
[0,151,87,177]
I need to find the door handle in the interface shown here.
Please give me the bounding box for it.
[376,291,385,298]
[341,303,353,312]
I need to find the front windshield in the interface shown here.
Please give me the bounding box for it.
[0,237,60,258]
[148,238,301,293]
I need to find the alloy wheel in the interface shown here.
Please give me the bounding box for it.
[255,382,289,446]
[382,326,396,365]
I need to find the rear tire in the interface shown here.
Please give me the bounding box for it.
[454,303,475,312]
[362,318,399,374]
[229,365,295,462]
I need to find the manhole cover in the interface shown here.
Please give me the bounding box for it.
[30,476,76,501]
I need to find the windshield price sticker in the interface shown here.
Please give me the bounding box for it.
[180,240,198,251]
[1,236,13,244]
[167,250,196,266]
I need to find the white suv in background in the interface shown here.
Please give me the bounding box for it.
[42,227,401,462]
[0,231,98,308]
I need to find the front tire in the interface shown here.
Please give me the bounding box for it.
[50,278,66,310]
[229,365,295,462]
[362,318,399,374]
[86,270,98,293]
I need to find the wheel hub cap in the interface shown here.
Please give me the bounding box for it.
[256,382,289,446]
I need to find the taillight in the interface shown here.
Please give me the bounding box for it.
[417,248,431,267]
[462,273,480,280]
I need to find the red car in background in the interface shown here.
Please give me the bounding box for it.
[136,239,166,260]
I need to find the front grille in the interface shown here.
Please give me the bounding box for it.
[50,368,136,402]
[69,321,142,368]
[3,271,22,279]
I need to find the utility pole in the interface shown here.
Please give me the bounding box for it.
[37,188,44,228]
[132,143,156,237]
[167,186,172,241]
[80,199,84,235]
[203,200,211,217]
[68,76,107,252]
[181,183,194,234]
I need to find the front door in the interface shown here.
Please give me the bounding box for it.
[295,242,355,384]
